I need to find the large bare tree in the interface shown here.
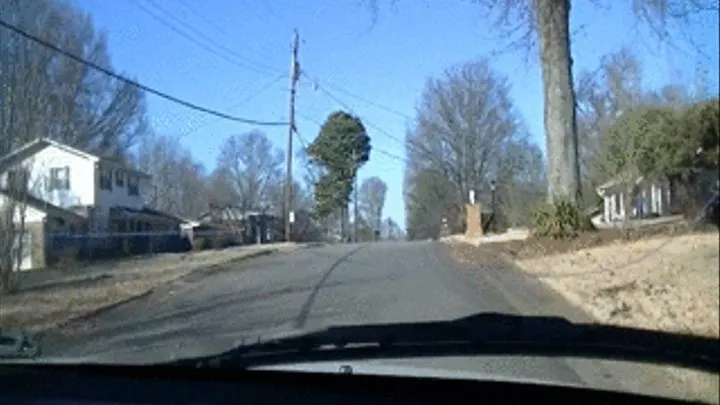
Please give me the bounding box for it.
[1,0,148,292]
[0,0,148,159]
[365,0,716,207]
[575,47,646,205]
[404,59,542,238]
[135,134,208,219]
[358,176,388,233]
[404,60,546,239]
[213,130,284,213]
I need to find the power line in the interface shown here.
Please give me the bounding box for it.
[234,73,285,108]
[0,18,288,126]
[261,0,293,28]
[295,113,408,166]
[302,71,414,120]
[174,0,278,64]
[309,81,407,147]
[131,0,280,76]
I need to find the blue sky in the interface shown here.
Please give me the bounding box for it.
[70,0,718,227]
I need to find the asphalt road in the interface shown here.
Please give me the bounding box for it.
[40,241,693,398]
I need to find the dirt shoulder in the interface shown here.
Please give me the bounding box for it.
[1,243,297,332]
[447,226,719,402]
[514,232,719,338]
[448,227,718,337]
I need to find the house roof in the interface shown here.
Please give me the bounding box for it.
[0,138,150,179]
[596,172,671,197]
[0,138,98,173]
[99,158,152,179]
[0,188,86,223]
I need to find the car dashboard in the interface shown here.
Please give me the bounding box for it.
[0,363,710,405]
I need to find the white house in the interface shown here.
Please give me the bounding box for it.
[0,138,152,231]
[595,174,671,223]
[0,189,87,270]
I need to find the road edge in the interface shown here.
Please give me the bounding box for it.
[438,241,718,403]
[34,247,281,340]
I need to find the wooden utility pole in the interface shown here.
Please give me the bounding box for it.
[284,30,300,242]
[353,158,359,243]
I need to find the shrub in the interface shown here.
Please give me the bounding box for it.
[193,237,208,251]
[531,200,595,239]
[211,236,227,250]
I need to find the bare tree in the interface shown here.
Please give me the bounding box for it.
[404,59,529,236]
[358,176,388,235]
[135,134,208,219]
[575,48,646,206]
[365,0,716,208]
[2,0,146,292]
[0,163,34,293]
[0,0,148,159]
[578,48,716,211]
[381,217,404,240]
[214,131,284,212]
[493,138,547,228]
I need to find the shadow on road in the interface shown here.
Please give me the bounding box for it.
[294,245,366,329]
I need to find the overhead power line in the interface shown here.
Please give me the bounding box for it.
[309,82,407,147]
[295,113,407,166]
[130,0,280,76]
[0,18,288,126]
[174,0,278,64]
[234,73,285,108]
[302,71,414,121]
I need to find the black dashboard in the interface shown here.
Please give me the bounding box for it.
[0,364,710,404]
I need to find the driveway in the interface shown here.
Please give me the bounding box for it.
[39,241,696,399]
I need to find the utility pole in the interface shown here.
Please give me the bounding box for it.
[353,161,359,243]
[284,29,300,242]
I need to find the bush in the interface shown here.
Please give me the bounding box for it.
[211,236,228,250]
[531,200,595,239]
[193,237,208,251]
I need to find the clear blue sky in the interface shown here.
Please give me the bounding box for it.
[70,0,718,227]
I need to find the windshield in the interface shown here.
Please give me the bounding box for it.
[0,0,718,403]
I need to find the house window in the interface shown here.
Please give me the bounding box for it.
[128,174,139,196]
[49,167,70,191]
[7,168,29,192]
[115,169,125,187]
[99,166,113,190]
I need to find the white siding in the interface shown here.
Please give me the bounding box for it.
[0,194,47,223]
[95,162,149,212]
[14,145,97,208]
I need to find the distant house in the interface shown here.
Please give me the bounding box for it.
[596,169,719,224]
[0,138,153,232]
[595,174,671,223]
[196,206,282,245]
[0,138,187,269]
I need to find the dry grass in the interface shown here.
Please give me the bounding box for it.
[447,228,719,403]
[515,232,719,338]
[3,279,154,332]
[448,227,719,336]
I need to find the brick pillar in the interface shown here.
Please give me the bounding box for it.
[465,203,483,238]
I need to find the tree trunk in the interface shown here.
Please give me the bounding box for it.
[536,0,582,204]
